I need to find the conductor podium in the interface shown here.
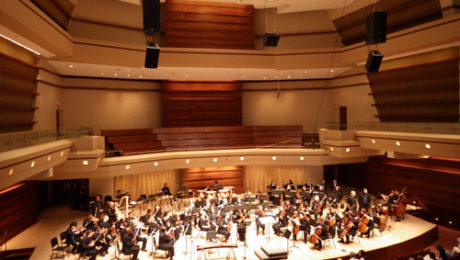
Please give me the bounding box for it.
[255,244,288,260]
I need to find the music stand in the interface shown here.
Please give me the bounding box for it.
[284,229,292,257]
[258,215,276,241]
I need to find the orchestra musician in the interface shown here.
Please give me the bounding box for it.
[338,213,358,244]
[140,209,159,234]
[158,227,175,259]
[255,205,266,235]
[326,207,341,235]
[217,213,231,241]
[272,209,288,236]
[121,227,140,260]
[162,183,172,196]
[80,229,102,260]
[285,180,295,191]
[311,195,324,219]
[358,208,374,238]
[105,201,118,224]
[198,211,212,231]
[300,185,312,205]
[300,212,316,243]
[66,221,82,253]
[91,195,105,218]
[290,211,301,241]
[346,190,358,214]
[358,188,371,210]
[331,185,343,208]
[312,218,329,250]
[82,213,98,231]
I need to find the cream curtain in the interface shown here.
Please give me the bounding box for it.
[114,169,179,200]
[244,166,307,193]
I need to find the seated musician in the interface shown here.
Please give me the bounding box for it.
[290,211,301,241]
[158,227,175,259]
[312,218,330,250]
[326,207,341,235]
[272,209,288,236]
[300,185,311,205]
[162,183,172,196]
[338,213,358,244]
[255,205,266,235]
[358,208,374,239]
[80,229,102,260]
[98,214,111,229]
[198,211,212,231]
[105,201,118,224]
[358,188,371,210]
[213,180,220,191]
[217,213,231,241]
[140,209,159,234]
[272,187,281,206]
[122,227,140,260]
[91,195,105,218]
[284,200,294,217]
[93,226,110,256]
[269,180,276,189]
[66,221,82,253]
[82,213,98,231]
[311,195,324,219]
[285,180,295,191]
[300,213,316,243]
[169,214,183,240]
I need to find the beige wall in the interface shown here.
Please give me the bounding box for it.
[242,86,330,133]
[60,88,162,134]
[34,83,61,131]
[89,177,114,197]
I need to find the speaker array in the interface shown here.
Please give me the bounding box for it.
[143,0,160,69]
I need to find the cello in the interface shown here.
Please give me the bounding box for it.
[309,225,322,244]
[339,219,353,239]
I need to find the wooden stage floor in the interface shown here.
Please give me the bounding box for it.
[5,206,437,260]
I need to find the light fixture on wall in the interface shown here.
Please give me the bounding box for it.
[272,156,277,160]
[154,162,159,167]
[240,156,245,161]
[9,169,13,176]
[125,165,131,170]
[213,158,218,162]
[82,160,89,165]
[425,144,431,149]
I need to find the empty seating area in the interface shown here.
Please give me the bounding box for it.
[101,125,303,156]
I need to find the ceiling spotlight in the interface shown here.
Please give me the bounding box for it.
[114,73,118,76]
[82,160,89,165]
[263,76,267,80]
[185,75,189,78]
[371,139,376,144]
[449,221,453,225]
[300,156,304,161]
[346,148,350,152]
[330,147,334,152]
[287,75,291,79]
[240,156,245,161]
[47,155,51,161]
[125,165,131,170]
[330,69,334,73]
[185,159,190,164]
[139,75,143,78]
[8,169,13,176]
[213,158,218,162]
[69,65,74,68]
[127,74,130,77]
[304,70,308,74]
[154,162,159,167]
[435,217,439,221]
[30,161,35,168]
[272,156,277,160]
[60,151,64,156]
[396,141,401,146]
[100,72,104,76]
[425,144,431,149]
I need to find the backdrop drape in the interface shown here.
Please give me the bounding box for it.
[114,170,179,200]
[244,166,307,193]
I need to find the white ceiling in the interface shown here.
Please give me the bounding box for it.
[118,0,355,13]
[48,61,351,81]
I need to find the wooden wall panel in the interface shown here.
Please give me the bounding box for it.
[0,182,39,244]
[180,166,244,193]
[162,81,242,127]
[31,0,75,30]
[164,0,254,49]
[0,53,38,133]
[368,58,459,122]
[333,0,442,46]
[337,156,460,229]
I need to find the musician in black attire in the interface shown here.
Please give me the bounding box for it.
[140,209,159,234]
[300,185,312,205]
[346,190,358,214]
[358,188,371,210]
[299,212,315,243]
[331,185,343,208]
[80,230,101,260]
[91,195,104,217]
[162,183,172,196]
[66,221,82,253]
[158,227,175,259]
[82,213,97,231]
[217,213,231,241]
[272,210,288,235]
[313,218,329,250]
[122,227,140,260]
[198,212,212,231]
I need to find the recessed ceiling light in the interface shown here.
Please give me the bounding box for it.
[82,160,89,165]
[69,65,74,68]
[30,161,35,168]
[304,70,308,74]
[154,162,159,167]
[47,155,51,161]
[213,158,218,162]
[287,75,291,79]
[272,156,277,160]
[240,156,245,161]
[346,148,350,152]
[60,151,64,156]
[139,75,143,78]
[127,74,130,77]
[371,139,376,144]
[425,144,431,149]
[185,75,189,78]
[185,159,190,164]
[396,141,401,146]
[114,73,118,76]
[125,165,130,170]
[330,147,334,151]
[8,169,13,176]
[100,72,104,76]
[330,69,334,73]
[263,76,267,80]
[275,76,279,79]
[300,156,304,161]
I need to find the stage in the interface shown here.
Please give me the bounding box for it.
[4,206,437,260]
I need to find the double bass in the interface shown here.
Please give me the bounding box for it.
[309,225,322,244]
[393,187,407,220]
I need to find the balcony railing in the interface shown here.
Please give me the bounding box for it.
[0,128,92,153]
[325,122,460,135]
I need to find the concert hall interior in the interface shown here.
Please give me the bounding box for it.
[1,0,460,260]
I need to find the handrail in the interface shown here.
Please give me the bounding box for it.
[325,122,460,135]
